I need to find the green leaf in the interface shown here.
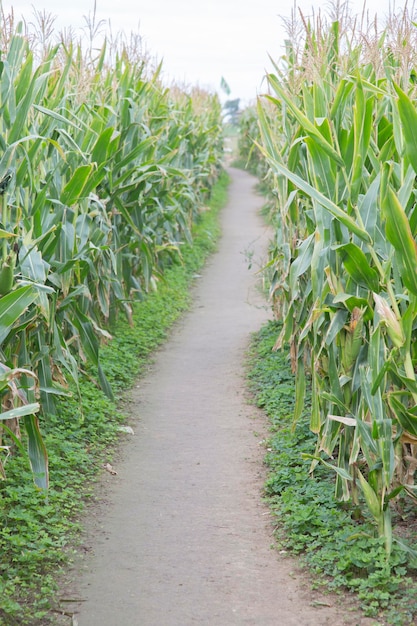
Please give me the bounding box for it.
[304,135,335,197]
[60,164,94,206]
[98,363,114,401]
[335,242,380,291]
[375,419,395,488]
[263,158,372,243]
[289,233,315,293]
[112,137,156,174]
[302,453,353,481]
[72,308,114,400]
[24,413,49,491]
[381,183,417,295]
[33,103,82,131]
[0,229,17,239]
[292,359,306,428]
[20,246,49,283]
[357,468,382,521]
[71,308,99,365]
[356,409,378,461]
[357,174,380,246]
[91,126,115,165]
[388,392,417,437]
[266,74,344,166]
[310,372,321,433]
[333,293,372,320]
[330,78,354,119]
[325,308,348,346]
[393,83,417,174]
[353,79,374,203]
[0,402,40,420]
[8,55,38,144]
[0,285,38,344]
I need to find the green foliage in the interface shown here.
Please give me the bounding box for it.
[253,4,417,558]
[247,320,417,625]
[0,171,228,625]
[236,106,268,177]
[0,17,224,486]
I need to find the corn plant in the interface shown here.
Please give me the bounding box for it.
[255,4,417,558]
[0,15,223,488]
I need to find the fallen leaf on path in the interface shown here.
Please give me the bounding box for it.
[103,463,117,475]
[117,425,134,435]
[311,600,332,607]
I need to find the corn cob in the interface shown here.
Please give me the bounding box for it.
[0,253,15,296]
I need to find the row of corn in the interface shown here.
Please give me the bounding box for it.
[0,18,223,488]
[249,6,417,560]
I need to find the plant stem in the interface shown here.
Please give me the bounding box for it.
[1,193,7,263]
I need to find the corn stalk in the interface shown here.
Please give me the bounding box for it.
[0,18,223,488]
[256,5,417,557]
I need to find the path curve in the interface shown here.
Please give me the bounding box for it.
[69,168,367,625]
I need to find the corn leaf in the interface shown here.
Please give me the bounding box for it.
[24,413,48,491]
[302,453,353,481]
[264,158,372,243]
[293,359,306,427]
[335,243,380,291]
[393,83,417,174]
[382,184,417,295]
[0,403,40,420]
[266,74,344,166]
[91,126,115,165]
[0,286,38,344]
[388,393,417,436]
[60,164,94,206]
[357,468,382,521]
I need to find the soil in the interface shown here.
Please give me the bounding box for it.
[57,168,375,626]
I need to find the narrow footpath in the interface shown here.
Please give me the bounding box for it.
[68,168,367,626]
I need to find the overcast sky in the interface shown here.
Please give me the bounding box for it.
[1,0,412,104]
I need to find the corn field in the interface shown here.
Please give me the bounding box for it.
[253,3,417,559]
[0,13,223,489]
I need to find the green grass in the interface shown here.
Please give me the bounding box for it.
[246,320,417,626]
[0,171,228,626]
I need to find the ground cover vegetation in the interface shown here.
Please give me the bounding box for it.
[240,2,417,623]
[0,9,225,625]
[247,322,417,624]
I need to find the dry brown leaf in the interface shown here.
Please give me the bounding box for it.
[103,463,117,475]
[401,432,417,445]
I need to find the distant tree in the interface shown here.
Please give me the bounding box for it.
[223,98,241,126]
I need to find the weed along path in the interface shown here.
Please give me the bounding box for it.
[68,168,366,626]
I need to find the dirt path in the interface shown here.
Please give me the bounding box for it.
[67,168,369,625]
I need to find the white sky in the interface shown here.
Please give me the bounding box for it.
[1,0,412,105]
